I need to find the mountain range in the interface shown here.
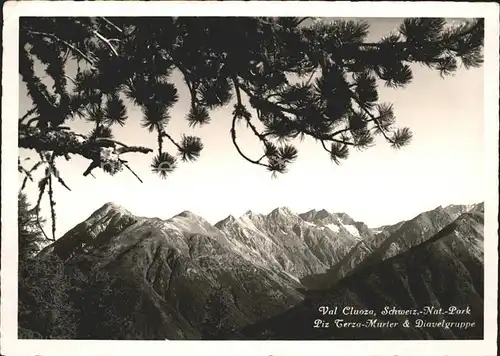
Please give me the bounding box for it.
[37,201,484,340]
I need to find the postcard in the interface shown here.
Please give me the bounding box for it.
[1,2,498,356]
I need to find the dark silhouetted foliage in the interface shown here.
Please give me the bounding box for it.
[18,192,47,260]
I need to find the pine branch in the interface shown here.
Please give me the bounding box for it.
[83,161,100,177]
[26,30,97,68]
[300,126,357,146]
[19,107,38,123]
[92,30,119,56]
[94,138,152,154]
[20,160,44,191]
[120,160,144,183]
[157,131,164,155]
[20,127,152,158]
[20,127,153,179]
[304,69,318,86]
[239,83,304,118]
[25,116,43,127]
[18,164,34,183]
[47,174,57,241]
[99,17,124,33]
[47,157,72,191]
[352,96,395,143]
[64,74,77,85]
[239,79,360,147]
[320,140,340,162]
[296,17,313,27]
[62,48,71,63]
[231,82,269,168]
[34,172,51,242]
[233,78,268,144]
[230,114,268,168]
[162,132,182,151]
[245,117,267,142]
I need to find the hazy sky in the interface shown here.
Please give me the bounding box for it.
[18,17,484,237]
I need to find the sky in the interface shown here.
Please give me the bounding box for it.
[18,17,484,238]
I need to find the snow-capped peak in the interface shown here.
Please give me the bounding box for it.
[268,206,296,218]
[170,211,215,228]
[241,210,264,220]
[315,209,331,220]
[303,209,318,216]
[175,210,199,219]
[332,212,356,226]
[299,208,332,223]
[214,215,237,229]
[170,210,213,227]
[167,210,220,237]
[91,202,131,218]
[102,201,126,211]
[262,207,302,228]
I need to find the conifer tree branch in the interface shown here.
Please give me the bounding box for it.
[245,117,268,143]
[300,127,357,146]
[33,156,53,242]
[234,81,269,144]
[329,125,357,139]
[20,160,44,191]
[320,140,334,156]
[161,132,182,151]
[26,31,97,67]
[20,127,153,179]
[99,17,124,33]
[238,83,304,118]
[92,30,119,56]
[18,164,34,183]
[331,138,356,146]
[304,69,318,86]
[19,108,38,123]
[20,127,153,158]
[351,97,395,143]
[47,174,57,241]
[231,80,269,168]
[296,17,313,27]
[120,160,144,183]
[64,74,77,85]
[83,161,100,177]
[46,156,72,192]
[230,114,269,168]
[62,47,71,63]
[93,138,134,149]
[25,116,43,127]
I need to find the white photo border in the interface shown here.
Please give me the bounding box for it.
[2,2,499,356]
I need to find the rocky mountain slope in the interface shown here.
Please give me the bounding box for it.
[215,207,369,278]
[40,203,305,339]
[37,202,484,340]
[241,206,485,340]
[300,203,483,290]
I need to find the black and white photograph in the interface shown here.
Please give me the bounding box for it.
[1,2,499,356]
